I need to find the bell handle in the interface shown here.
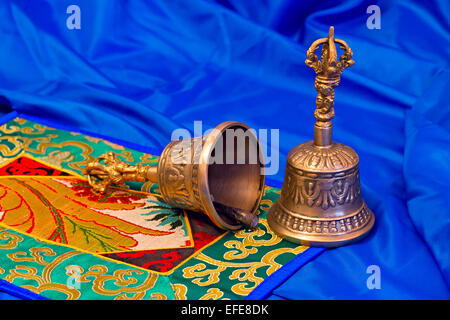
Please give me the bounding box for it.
[306,26,354,147]
[83,151,158,194]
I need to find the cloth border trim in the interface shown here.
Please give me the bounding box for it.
[244,247,326,300]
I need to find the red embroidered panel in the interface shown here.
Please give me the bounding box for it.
[0,157,71,176]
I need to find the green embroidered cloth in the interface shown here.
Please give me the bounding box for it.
[0,117,309,300]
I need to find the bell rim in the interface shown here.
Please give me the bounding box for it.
[198,121,266,230]
[267,200,375,247]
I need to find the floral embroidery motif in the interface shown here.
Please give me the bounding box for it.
[0,176,192,253]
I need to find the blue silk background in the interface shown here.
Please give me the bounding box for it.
[0,0,448,299]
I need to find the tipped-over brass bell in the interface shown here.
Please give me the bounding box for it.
[267,27,375,247]
[84,121,265,231]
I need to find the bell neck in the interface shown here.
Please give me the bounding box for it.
[117,163,159,183]
[314,120,332,147]
[144,165,159,183]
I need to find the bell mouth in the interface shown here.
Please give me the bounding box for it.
[267,201,375,247]
[198,121,265,230]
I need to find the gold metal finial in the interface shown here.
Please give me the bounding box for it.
[83,151,158,194]
[305,26,354,146]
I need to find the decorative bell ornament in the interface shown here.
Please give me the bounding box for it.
[83,121,265,231]
[267,27,375,247]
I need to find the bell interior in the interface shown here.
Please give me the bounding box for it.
[207,125,264,225]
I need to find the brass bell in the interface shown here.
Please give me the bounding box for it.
[267,27,375,247]
[84,121,265,231]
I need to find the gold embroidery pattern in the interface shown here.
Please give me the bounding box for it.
[200,288,226,300]
[0,231,23,249]
[0,227,174,300]
[184,243,306,297]
[74,265,161,299]
[171,208,309,300]
[223,220,281,260]
[172,283,187,300]
[0,118,141,175]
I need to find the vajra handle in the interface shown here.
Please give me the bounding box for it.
[83,151,158,194]
[305,26,354,146]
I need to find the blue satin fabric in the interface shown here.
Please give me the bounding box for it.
[0,0,448,299]
[0,278,49,300]
[0,291,21,300]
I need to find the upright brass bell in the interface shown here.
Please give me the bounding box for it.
[84,121,265,231]
[267,27,375,247]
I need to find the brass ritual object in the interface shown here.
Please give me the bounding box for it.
[83,121,265,230]
[267,27,375,247]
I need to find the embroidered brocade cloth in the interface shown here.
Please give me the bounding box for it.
[0,117,310,300]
